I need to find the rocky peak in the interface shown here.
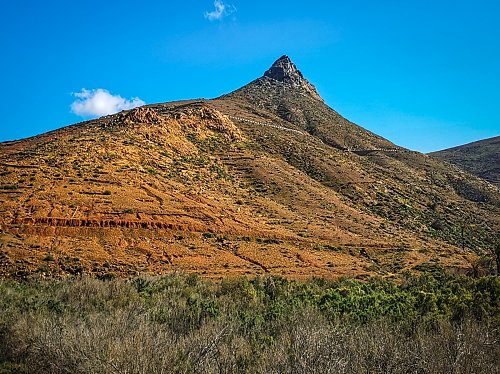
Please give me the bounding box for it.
[264,55,303,82]
[263,55,323,101]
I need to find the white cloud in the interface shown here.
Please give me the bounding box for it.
[70,88,145,118]
[204,0,235,21]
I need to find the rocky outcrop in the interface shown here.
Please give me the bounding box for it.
[173,105,243,141]
[108,104,242,141]
[12,216,204,232]
[122,107,161,125]
[264,55,323,102]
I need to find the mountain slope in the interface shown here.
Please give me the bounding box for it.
[1,56,498,279]
[429,136,500,187]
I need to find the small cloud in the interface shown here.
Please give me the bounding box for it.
[70,88,145,118]
[204,0,235,21]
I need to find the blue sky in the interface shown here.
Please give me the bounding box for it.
[0,0,498,152]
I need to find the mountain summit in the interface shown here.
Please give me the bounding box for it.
[264,55,306,82]
[261,55,323,101]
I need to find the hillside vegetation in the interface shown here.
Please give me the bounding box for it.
[0,273,499,373]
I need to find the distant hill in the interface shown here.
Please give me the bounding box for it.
[429,136,500,187]
[1,55,499,279]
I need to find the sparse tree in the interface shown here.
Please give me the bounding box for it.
[493,240,500,276]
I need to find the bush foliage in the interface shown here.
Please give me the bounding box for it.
[0,273,499,373]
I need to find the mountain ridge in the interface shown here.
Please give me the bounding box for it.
[429,136,500,188]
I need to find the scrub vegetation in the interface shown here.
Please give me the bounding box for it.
[1,272,499,373]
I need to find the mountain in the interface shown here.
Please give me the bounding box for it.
[429,136,500,187]
[1,56,499,279]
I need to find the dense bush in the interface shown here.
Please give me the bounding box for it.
[0,273,499,373]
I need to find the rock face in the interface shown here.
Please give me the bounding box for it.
[263,55,323,102]
[122,107,161,125]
